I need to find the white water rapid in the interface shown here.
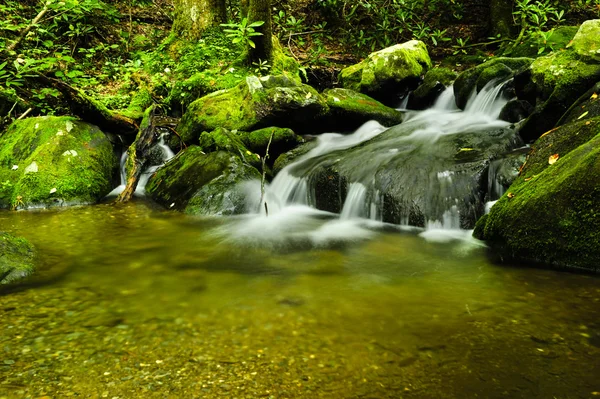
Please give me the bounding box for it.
[223,81,516,247]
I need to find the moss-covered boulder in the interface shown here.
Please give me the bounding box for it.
[0,232,36,285]
[273,140,318,175]
[241,127,303,160]
[557,81,600,125]
[507,26,579,58]
[567,19,600,63]
[198,127,260,167]
[319,88,404,131]
[517,50,600,141]
[177,75,328,144]
[338,40,432,105]
[146,147,261,215]
[408,67,458,110]
[453,57,534,110]
[0,116,118,209]
[474,118,600,272]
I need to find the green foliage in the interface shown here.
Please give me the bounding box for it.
[220,18,264,49]
[510,0,567,54]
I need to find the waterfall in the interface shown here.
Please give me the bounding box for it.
[106,132,175,198]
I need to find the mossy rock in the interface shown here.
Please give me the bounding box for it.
[320,88,404,131]
[507,26,579,58]
[240,127,304,161]
[518,51,600,141]
[119,87,154,120]
[146,147,261,215]
[177,75,328,144]
[273,140,318,175]
[567,19,600,63]
[558,82,600,124]
[474,119,600,272]
[339,40,432,105]
[0,232,36,285]
[0,116,118,209]
[408,67,458,110]
[199,127,261,169]
[454,57,534,109]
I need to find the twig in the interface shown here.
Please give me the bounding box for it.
[17,108,33,120]
[286,29,325,38]
[258,131,275,216]
[7,5,49,52]
[165,126,187,151]
[287,34,299,61]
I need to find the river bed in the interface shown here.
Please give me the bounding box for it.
[0,201,599,398]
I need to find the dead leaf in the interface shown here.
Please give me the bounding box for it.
[507,192,515,199]
[539,127,558,138]
[548,153,559,165]
[591,93,598,100]
[524,177,532,182]
[577,111,589,120]
[586,121,592,125]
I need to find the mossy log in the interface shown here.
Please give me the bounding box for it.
[42,77,138,135]
[116,106,158,203]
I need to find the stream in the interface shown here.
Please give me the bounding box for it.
[1,203,599,398]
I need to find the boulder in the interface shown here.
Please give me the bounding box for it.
[199,127,261,168]
[453,57,533,110]
[499,99,534,123]
[0,116,118,209]
[241,127,304,160]
[177,75,328,143]
[338,41,432,105]
[567,19,600,63]
[285,121,519,228]
[557,81,600,125]
[517,50,600,141]
[146,147,261,215]
[319,88,404,131]
[408,67,458,110]
[0,232,36,285]
[474,117,600,272]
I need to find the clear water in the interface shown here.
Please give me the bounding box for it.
[1,202,599,398]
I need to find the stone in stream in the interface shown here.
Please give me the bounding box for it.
[453,57,534,110]
[0,232,36,285]
[474,117,600,272]
[408,67,458,110]
[146,147,261,215]
[0,116,118,209]
[338,40,432,106]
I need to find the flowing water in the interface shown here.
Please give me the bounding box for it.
[1,85,599,398]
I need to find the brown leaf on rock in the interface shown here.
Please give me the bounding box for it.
[507,192,515,199]
[548,153,560,165]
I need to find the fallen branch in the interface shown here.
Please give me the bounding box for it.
[16,108,33,120]
[116,105,157,203]
[7,5,49,53]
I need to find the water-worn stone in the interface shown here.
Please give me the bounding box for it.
[338,40,432,105]
[557,81,600,125]
[567,19,600,62]
[177,75,328,143]
[320,88,404,131]
[0,232,35,285]
[454,57,534,110]
[474,117,600,272]
[0,116,118,209]
[499,99,534,123]
[408,67,458,110]
[241,127,304,160]
[146,147,260,215]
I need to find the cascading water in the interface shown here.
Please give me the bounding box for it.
[107,132,175,198]
[226,81,521,246]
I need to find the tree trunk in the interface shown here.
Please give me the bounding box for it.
[172,0,227,39]
[490,0,514,38]
[248,0,273,64]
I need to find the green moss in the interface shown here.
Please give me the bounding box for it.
[199,127,261,168]
[120,87,154,120]
[146,147,260,215]
[0,232,36,285]
[241,127,303,161]
[567,19,600,62]
[0,116,117,209]
[454,57,533,109]
[475,119,600,272]
[322,88,404,128]
[270,36,302,83]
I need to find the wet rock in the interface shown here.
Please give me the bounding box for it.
[198,127,261,169]
[0,116,118,209]
[408,67,458,110]
[454,57,533,110]
[146,147,261,215]
[0,233,36,285]
[240,126,304,161]
[273,139,318,175]
[177,75,328,144]
[320,88,404,131]
[474,117,600,272]
[557,81,600,125]
[338,40,432,106]
[499,100,534,123]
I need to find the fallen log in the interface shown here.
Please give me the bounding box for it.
[116,105,158,203]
